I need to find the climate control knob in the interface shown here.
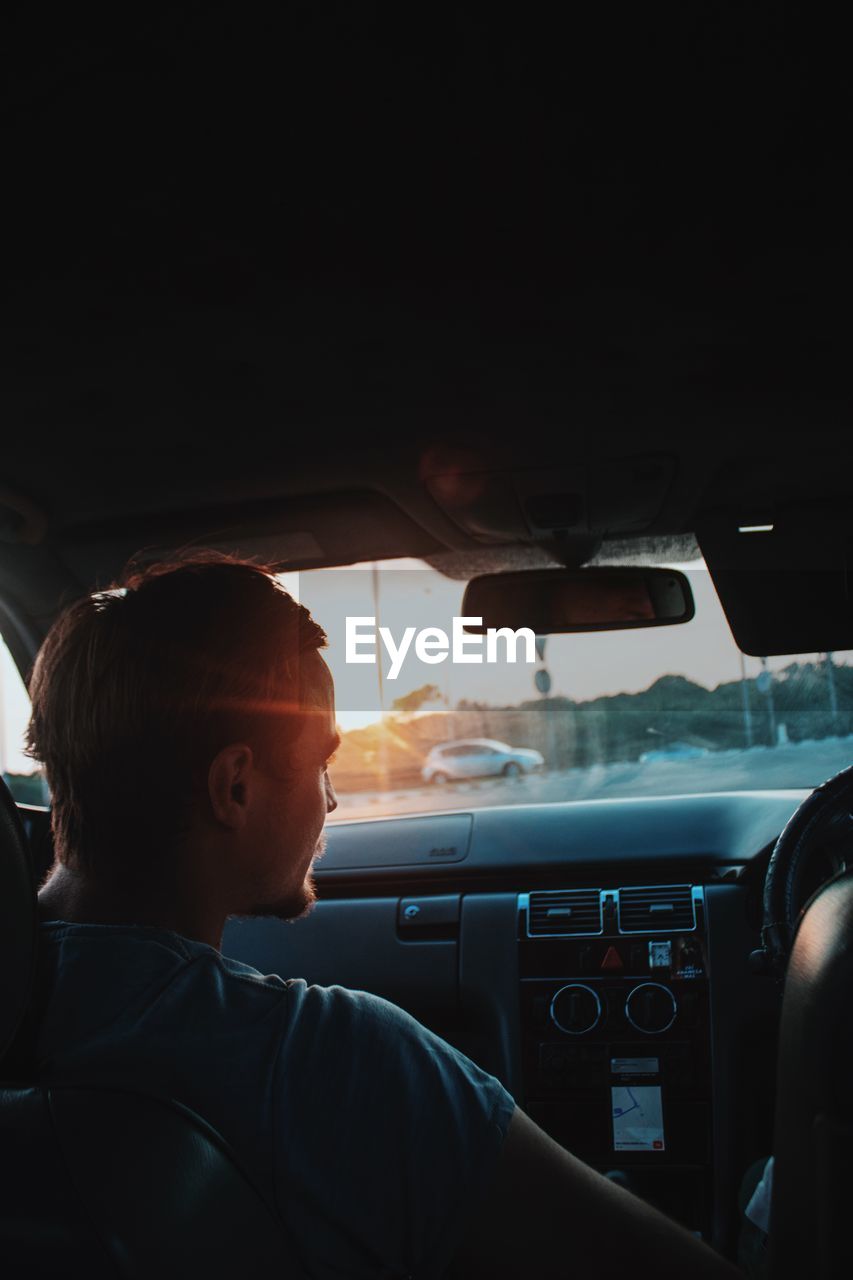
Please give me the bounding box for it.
[625,982,677,1034]
[550,983,602,1035]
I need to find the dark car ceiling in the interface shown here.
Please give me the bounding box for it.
[1,6,852,647]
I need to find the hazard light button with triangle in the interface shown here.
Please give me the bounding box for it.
[600,946,623,971]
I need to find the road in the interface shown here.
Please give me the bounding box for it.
[329,735,853,822]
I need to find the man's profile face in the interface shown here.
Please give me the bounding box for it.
[241,649,339,923]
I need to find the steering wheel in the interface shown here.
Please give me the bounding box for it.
[760,762,853,976]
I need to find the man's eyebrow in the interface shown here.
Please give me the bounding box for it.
[323,731,342,759]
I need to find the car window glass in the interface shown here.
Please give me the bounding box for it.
[0,634,46,805]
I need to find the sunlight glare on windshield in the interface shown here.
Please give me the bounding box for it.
[273,560,852,822]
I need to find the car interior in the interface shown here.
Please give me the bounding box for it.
[1,8,852,1278]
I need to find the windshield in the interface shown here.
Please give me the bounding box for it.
[2,558,849,818]
[280,558,853,822]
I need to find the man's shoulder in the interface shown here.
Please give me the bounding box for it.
[38,919,486,1082]
[39,919,412,1009]
[38,919,294,1016]
[209,948,415,1032]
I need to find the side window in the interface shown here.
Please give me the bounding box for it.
[0,634,47,806]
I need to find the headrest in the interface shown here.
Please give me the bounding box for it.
[0,777,37,1062]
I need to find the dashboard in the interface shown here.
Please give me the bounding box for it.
[215,789,804,1253]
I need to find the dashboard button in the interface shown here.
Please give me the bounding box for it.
[397,894,460,930]
[625,982,678,1034]
[550,983,602,1035]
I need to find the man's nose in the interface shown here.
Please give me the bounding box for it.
[325,771,338,813]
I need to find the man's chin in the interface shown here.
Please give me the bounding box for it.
[240,875,317,924]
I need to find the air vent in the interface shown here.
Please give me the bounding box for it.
[528,889,603,937]
[617,885,695,934]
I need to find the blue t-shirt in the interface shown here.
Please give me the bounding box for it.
[34,920,516,1279]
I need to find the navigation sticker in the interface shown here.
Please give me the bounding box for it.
[612,1085,665,1151]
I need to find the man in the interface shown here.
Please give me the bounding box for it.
[28,556,738,1279]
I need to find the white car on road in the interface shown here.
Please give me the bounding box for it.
[422,738,545,785]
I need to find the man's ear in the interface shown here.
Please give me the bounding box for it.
[207,744,255,829]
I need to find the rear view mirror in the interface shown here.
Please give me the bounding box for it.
[461,567,694,634]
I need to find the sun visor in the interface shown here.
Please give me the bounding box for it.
[423,455,676,550]
[54,490,441,587]
[697,504,853,656]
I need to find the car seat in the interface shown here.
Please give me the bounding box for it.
[0,775,305,1278]
[767,864,853,1280]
